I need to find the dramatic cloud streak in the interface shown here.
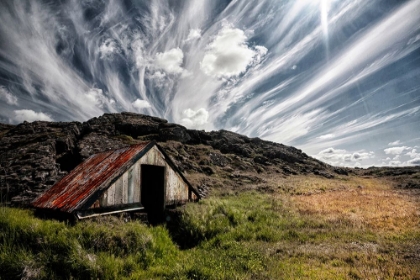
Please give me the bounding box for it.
[0,0,419,166]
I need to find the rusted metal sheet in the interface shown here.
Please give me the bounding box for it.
[32,142,151,212]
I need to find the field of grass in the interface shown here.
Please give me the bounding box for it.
[1,175,419,279]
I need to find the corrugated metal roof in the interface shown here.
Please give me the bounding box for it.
[32,142,151,213]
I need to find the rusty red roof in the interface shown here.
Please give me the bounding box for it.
[32,142,152,213]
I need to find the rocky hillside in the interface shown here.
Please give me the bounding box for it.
[0,112,356,205]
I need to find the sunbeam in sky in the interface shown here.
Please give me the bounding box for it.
[320,0,332,60]
[0,0,419,167]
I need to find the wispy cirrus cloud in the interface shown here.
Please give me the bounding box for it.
[0,86,18,105]
[388,140,402,146]
[99,38,120,60]
[185,29,201,42]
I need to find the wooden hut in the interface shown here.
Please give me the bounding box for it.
[32,142,199,222]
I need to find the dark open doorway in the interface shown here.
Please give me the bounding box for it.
[141,165,165,224]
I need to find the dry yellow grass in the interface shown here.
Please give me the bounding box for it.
[261,175,420,279]
[291,176,420,232]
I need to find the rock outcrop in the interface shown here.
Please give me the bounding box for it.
[0,112,349,205]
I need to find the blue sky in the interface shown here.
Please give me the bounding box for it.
[0,0,419,167]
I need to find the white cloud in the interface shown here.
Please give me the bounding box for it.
[132,99,152,111]
[253,45,268,65]
[85,88,113,108]
[13,109,53,123]
[180,108,209,128]
[185,28,201,42]
[154,48,185,75]
[148,71,167,87]
[200,27,266,78]
[388,140,401,146]
[0,86,18,105]
[406,149,419,158]
[318,133,334,140]
[408,158,420,166]
[315,147,375,167]
[352,152,373,160]
[255,45,268,56]
[319,147,343,154]
[381,149,420,166]
[99,38,120,59]
[384,146,410,155]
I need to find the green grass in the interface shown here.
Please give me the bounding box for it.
[0,208,179,279]
[1,180,419,279]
